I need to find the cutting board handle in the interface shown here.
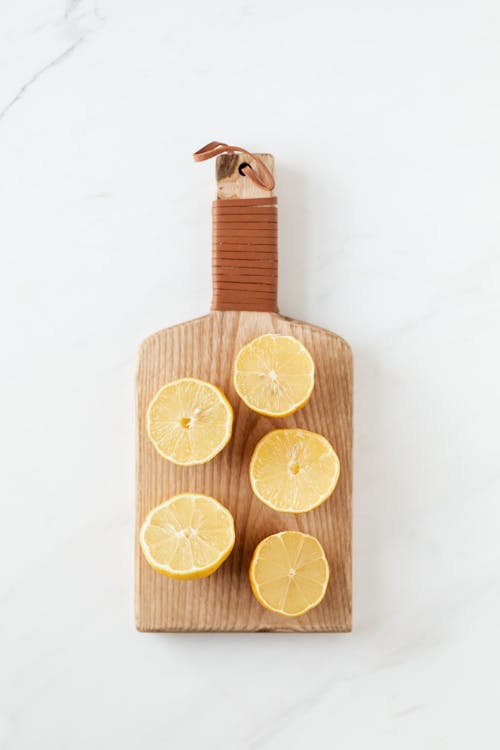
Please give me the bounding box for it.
[194,142,278,313]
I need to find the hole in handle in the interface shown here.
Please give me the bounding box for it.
[238,161,251,176]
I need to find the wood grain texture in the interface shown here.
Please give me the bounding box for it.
[216,153,274,199]
[135,311,353,632]
[136,150,352,632]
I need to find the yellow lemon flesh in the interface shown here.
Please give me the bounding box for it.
[147,378,233,465]
[250,428,340,513]
[250,531,329,616]
[140,494,235,580]
[233,334,314,417]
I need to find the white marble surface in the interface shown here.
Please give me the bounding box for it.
[1,1,500,748]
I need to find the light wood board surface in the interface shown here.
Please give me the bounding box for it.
[135,150,353,632]
[135,311,353,632]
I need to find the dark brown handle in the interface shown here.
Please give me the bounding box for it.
[210,151,278,312]
[211,195,278,312]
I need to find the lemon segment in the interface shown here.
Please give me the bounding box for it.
[249,428,340,513]
[233,334,314,417]
[147,378,233,465]
[140,494,235,579]
[249,531,329,616]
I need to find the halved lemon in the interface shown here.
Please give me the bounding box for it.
[233,334,314,417]
[249,428,340,513]
[249,531,330,616]
[147,378,233,465]
[140,493,235,579]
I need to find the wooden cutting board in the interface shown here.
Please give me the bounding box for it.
[135,151,353,632]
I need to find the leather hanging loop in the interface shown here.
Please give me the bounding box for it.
[193,141,275,192]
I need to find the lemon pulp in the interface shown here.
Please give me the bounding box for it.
[140,493,235,579]
[147,378,233,465]
[234,334,314,417]
[250,531,330,616]
[249,428,340,513]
